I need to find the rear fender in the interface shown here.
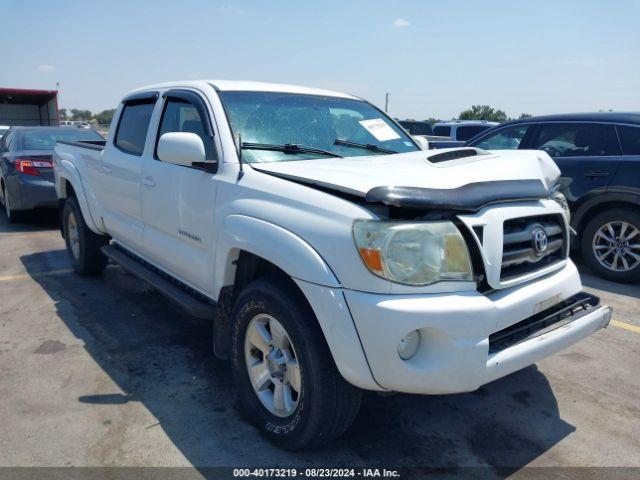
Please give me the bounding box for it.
[56,158,104,235]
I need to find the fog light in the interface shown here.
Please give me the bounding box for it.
[398,330,421,360]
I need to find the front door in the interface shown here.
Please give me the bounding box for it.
[140,90,219,295]
[528,122,622,203]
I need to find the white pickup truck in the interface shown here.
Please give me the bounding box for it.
[53,80,612,450]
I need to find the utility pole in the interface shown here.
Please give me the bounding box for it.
[384,93,390,112]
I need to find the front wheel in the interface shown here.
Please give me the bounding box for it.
[230,276,362,450]
[63,196,109,275]
[581,208,640,283]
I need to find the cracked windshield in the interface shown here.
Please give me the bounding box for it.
[219,91,419,162]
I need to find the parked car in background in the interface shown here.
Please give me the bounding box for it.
[433,120,499,141]
[60,120,92,129]
[397,119,434,136]
[428,120,499,149]
[397,120,450,148]
[0,126,104,222]
[53,80,611,449]
[467,112,640,282]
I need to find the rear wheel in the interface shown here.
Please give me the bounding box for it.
[581,208,640,283]
[63,196,109,275]
[1,182,27,223]
[230,276,362,450]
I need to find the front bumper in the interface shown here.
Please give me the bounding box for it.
[343,261,611,394]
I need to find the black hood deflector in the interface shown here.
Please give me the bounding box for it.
[365,179,550,212]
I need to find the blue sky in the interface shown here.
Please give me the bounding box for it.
[1,0,639,119]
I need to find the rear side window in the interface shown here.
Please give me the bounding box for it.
[617,125,640,155]
[473,125,528,150]
[531,123,620,157]
[456,125,491,141]
[433,126,451,137]
[114,102,155,155]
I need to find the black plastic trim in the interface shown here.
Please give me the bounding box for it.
[489,292,601,354]
[103,243,216,319]
[427,148,479,163]
[56,140,106,151]
[365,179,550,212]
[122,90,159,104]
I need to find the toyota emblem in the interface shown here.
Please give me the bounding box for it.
[532,227,548,255]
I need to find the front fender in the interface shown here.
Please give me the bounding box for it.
[215,214,340,295]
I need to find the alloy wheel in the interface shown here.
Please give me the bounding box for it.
[67,210,81,260]
[592,221,640,272]
[244,313,302,418]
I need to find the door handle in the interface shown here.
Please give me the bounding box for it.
[142,176,156,187]
[584,171,609,179]
[102,165,112,174]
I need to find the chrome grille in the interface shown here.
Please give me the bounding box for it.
[501,214,566,281]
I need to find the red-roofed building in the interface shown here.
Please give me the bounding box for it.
[0,88,59,126]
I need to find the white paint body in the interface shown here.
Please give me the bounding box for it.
[53,80,610,394]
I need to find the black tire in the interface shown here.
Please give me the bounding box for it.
[230,276,362,450]
[62,196,109,275]
[581,208,640,283]
[2,182,28,223]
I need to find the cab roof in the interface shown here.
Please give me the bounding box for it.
[127,80,360,100]
[503,111,640,125]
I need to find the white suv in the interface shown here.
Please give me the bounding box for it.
[433,120,499,142]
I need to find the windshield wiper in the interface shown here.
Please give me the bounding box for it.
[334,139,397,154]
[241,142,343,158]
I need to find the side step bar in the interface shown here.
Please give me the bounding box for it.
[101,244,216,319]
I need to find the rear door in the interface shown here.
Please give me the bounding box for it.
[97,92,158,251]
[528,122,621,203]
[140,89,219,295]
[611,124,640,193]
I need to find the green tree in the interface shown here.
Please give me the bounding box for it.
[59,108,69,120]
[424,117,442,125]
[518,113,532,119]
[94,109,116,125]
[70,109,93,121]
[458,105,508,122]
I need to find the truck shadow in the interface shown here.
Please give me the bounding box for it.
[21,249,575,476]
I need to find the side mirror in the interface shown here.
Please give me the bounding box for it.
[412,135,430,150]
[157,132,206,166]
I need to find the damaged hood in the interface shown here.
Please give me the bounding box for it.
[251,148,561,210]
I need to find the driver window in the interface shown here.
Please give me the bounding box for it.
[474,125,527,150]
[531,123,620,157]
[157,98,216,160]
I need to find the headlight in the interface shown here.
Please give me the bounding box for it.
[552,191,571,223]
[353,220,474,286]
